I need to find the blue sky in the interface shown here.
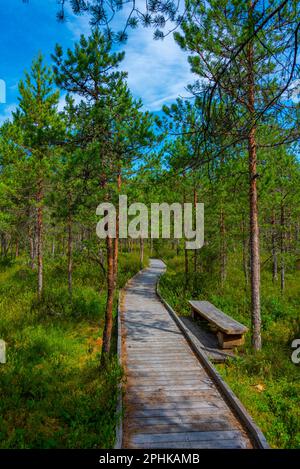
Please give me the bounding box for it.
[0,0,194,122]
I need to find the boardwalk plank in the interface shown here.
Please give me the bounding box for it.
[121,259,253,449]
[131,430,246,445]
[127,414,234,426]
[131,440,248,449]
[130,408,227,419]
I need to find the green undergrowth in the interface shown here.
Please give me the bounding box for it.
[0,251,144,448]
[158,250,300,448]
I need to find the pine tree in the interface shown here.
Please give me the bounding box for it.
[53,29,154,365]
[173,0,300,350]
[6,54,62,297]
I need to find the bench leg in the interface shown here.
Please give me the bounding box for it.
[217,332,245,349]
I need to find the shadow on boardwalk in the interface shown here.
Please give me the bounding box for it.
[120,259,253,449]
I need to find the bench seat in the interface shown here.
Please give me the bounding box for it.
[189,300,248,349]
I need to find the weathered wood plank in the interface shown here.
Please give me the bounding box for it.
[179,316,235,363]
[126,355,196,362]
[126,362,203,368]
[131,430,248,445]
[126,371,208,379]
[129,439,248,449]
[125,401,226,411]
[128,382,212,389]
[189,300,248,335]
[125,391,221,404]
[127,414,234,426]
[121,259,254,449]
[130,408,228,419]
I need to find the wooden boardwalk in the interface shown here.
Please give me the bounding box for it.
[120,259,254,449]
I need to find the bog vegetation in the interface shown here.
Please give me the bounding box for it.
[0,0,299,449]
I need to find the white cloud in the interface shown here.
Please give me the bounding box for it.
[0,103,17,124]
[57,93,84,113]
[120,28,194,111]
[57,94,67,113]
[64,4,92,40]
[63,3,194,112]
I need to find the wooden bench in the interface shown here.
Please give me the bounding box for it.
[189,300,248,349]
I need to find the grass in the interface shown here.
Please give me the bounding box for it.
[2,246,299,448]
[158,249,300,449]
[0,251,145,449]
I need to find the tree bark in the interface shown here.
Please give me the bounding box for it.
[1,234,8,257]
[220,206,227,286]
[67,213,73,297]
[248,131,261,350]
[271,210,278,282]
[37,178,43,299]
[242,216,249,286]
[247,9,262,351]
[183,190,189,287]
[184,247,189,287]
[29,232,35,270]
[101,235,115,366]
[140,236,144,267]
[193,187,198,273]
[280,202,285,293]
[113,171,121,287]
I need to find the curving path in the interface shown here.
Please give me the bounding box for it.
[120,259,253,449]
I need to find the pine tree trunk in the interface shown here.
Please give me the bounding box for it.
[247,13,261,351]
[220,206,227,286]
[280,203,285,293]
[184,248,189,286]
[29,233,35,270]
[37,178,43,299]
[248,130,261,350]
[67,213,73,297]
[242,216,249,286]
[193,187,198,273]
[101,235,115,366]
[1,234,8,257]
[287,208,292,252]
[183,190,189,287]
[140,236,144,267]
[271,210,278,282]
[113,172,121,287]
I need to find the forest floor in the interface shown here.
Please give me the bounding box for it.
[0,252,143,449]
[158,249,300,449]
[1,248,299,448]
